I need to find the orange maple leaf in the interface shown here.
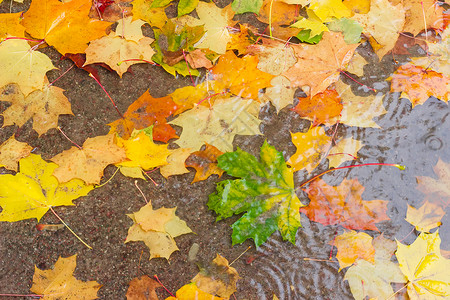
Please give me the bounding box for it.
[333,230,375,271]
[185,144,224,183]
[389,63,449,107]
[108,90,179,142]
[293,89,343,126]
[211,51,274,99]
[21,0,111,54]
[300,178,390,231]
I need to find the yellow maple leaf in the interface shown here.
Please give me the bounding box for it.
[84,17,155,77]
[291,9,329,37]
[0,154,94,222]
[169,96,262,152]
[50,134,127,185]
[0,83,73,136]
[333,230,375,271]
[288,126,332,173]
[328,137,363,168]
[165,283,225,300]
[21,0,111,54]
[30,255,101,299]
[159,148,192,178]
[0,136,32,171]
[403,0,445,36]
[132,0,168,29]
[0,39,55,96]
[396,231,450,299]
[0,12,26,40]
[125,201,192,260]
[405,201,446,233]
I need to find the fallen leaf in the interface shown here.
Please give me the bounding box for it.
[287,126,332,173]
[300,178,390,231]
[389,63,449,107]
[132,0,168,28]
[351,0,405,59]
[185,49,213,69]
[227,24,258,55]
[328,137,363,168]
[263,76,296,113]
[257,1,300,40]
[84,17,155,77]
[291,9,329,38]
[115,128,172,176]
[108,90,179,142]
[22,0,111,54]
[327,17,363,44]
[192,254,240,298]
[343,0,371,14]
[125,201,192,260]
[308,0,351,22]
[334,80,387,128]
[231,0,263,14]
[405,201,446,232]
[0,136,32,171]
[345,52,366,77]
[211,51,274,99]
[50,134,127,184]
[283,31,359,97]
[344,235,407,300]
[396,231,450,299]
[30,255,101,299]
[0,39,55,96]
[0,154,93,222]
[292,89,343,126]
[159,148,192,178]
[333,230,375,271]
[0,83,73,136]
[416,159,450,207]
[165,283,225,300]
[403,0,445,35]
[90,0,133,22]
[126,275,161,300]
[169,96,262,152]
[185,144,224,183]
[190,2,235,54]
[0,12,26,40]
[208,141,304,246]
[168,82,212,115]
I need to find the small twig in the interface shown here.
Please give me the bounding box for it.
[229,246,252,266]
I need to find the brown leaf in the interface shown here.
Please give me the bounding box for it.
[185,144,224,183]
[300,178,390,231]
[0,136,33,171]
[126,275,161,300]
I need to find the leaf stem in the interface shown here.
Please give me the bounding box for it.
[49,206,92,250]
[269,0,274,38]
[297,163,405,189]
[0,293,42,298]
[57,126,82,150]
[88,74,124,119]
[153,275,175,297]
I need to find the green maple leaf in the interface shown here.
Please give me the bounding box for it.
[208,141,304,247]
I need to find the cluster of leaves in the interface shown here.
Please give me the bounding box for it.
[0,0,449,299]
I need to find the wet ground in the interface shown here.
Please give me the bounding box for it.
[0,0,449,299]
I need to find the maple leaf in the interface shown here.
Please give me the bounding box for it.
[257,1,300,40]
[333,230,375,271]
[227,24,259,55]
[168,82,211,115]
[131,0,168,28]
[416,159,450,207]
[126,275,161,300]
[405,201,446,233]
[125,201,192,260]
[287,126,332,173]
[108,90,178,142]
[396,231,450,299]
[389,63,449,107]
[0,154,93,222]
[0,13,26,40]
[169,96,262,152]
[283,32,359,97]
[185,144,224,183]
[342,0,370,14]
[291,9,329,38]
[159,148,192,178]
[115,128,172,178]
[0,136,32,171]
[300,178,390,231]
[192,254,240,298]
[50,134,126,185]
[307,0,352,22]
[165,283,225,300]
[328,137,363,168]
[403,0,446,36]
[30,255,101,299]
[211,51,274,99]
[190,2,236,54]
[0,83,73,136]
[231,0,263,14]
[246,38,297,76]
[84,17,155,77]
[0,39,55,96]
[334,80,387,128]
[208,141,305,247]
[327,17,363,44]
[351,0,405,59]
[263,76,296,113]
[344,235,406,300]
[292,89,343,126]
[21,0,111,54]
